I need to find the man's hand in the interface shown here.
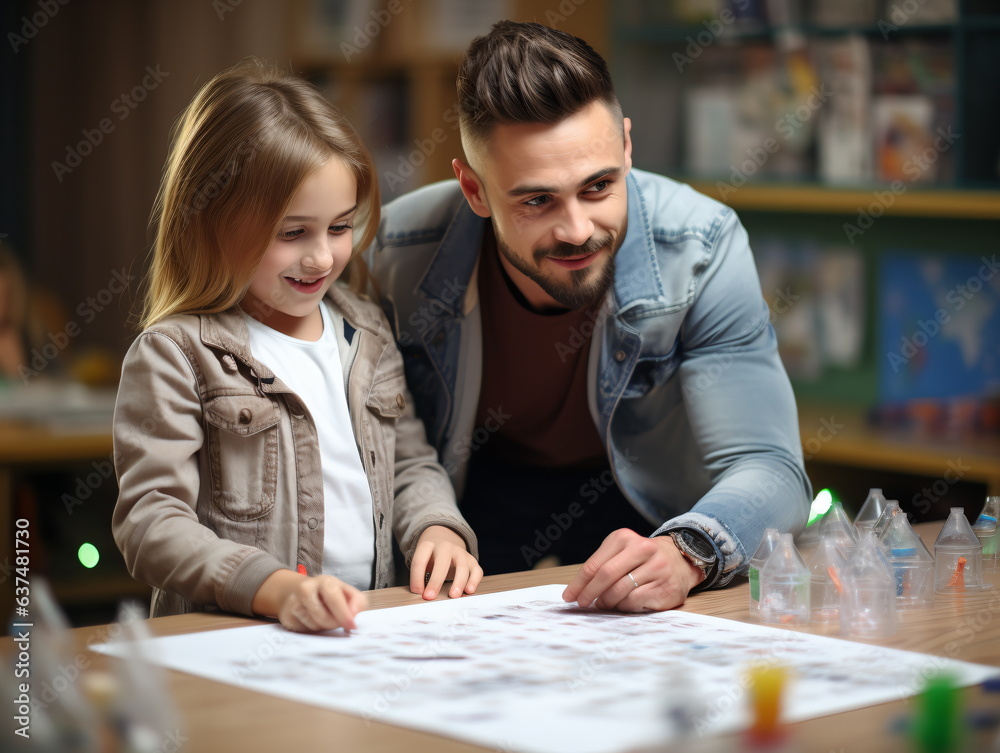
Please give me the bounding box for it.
[410,525,484,600]
[561,528,706,612]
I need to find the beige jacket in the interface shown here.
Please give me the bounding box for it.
[112,285,477,618]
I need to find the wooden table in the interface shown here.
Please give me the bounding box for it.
[5,523,1000,753]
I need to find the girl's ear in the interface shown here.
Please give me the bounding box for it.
[452,159,491,218]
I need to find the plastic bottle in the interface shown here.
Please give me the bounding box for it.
[818,500,858,559]
[972,496,1000,572]
[759,534,810,626]
[872,500,903,542]
[855,488,888,533]
[807,536,848,624]
[883,513,934,609]
[934,508,984,594]
[840,532,896,639]
[748,528,781,617]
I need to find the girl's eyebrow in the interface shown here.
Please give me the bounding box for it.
[283,204,359,222]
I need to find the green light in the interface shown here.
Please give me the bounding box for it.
[78,543,100,569]
[806,489,834,527]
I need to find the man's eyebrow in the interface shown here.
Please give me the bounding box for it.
[283,204,358,222]
[507,168,622,197]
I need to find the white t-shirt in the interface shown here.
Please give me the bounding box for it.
[244,302,375,589]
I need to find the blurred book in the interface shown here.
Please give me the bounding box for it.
[0,381,116,433]
[817,250,865,368]
[872,37,955,183]
[418,0,512,54]
[754,240,864,381]
[297,0,379,59]
[808,0,877,27]
[765,0,803,26]
[814,35,873,184]
[873,95,935,183]
[684,87,738,176]
[882,0,957,25]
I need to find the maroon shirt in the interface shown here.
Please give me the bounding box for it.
[474,236,607,470]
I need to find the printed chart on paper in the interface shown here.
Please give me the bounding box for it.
[93,585,998,753]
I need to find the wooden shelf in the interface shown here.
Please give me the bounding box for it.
[688,182,1000,219]
[53,575,151,606]
[798,404,1000,495]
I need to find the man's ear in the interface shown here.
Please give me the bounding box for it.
[452,158,491,218]
[622,116,633,175]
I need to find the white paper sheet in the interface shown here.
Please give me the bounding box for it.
[92,585,999,753]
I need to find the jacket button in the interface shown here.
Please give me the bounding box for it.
[614,350,627,362]
[238,408,252,424]
[307,518,318,530]
[221,354,238,372]
[395,394,405,409]
[287,399,305,418]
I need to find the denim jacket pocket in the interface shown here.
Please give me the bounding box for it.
[204,394,280,521]
[622,349,680,399]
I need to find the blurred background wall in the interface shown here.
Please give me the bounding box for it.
[0,0,998,625]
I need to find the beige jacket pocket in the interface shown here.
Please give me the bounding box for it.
[204,394,280,524]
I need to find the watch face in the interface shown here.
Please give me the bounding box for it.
[678,531,716,562]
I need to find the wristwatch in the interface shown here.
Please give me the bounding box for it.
[667,529,718,588]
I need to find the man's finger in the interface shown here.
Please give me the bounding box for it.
[594,567,648,611]
[573,548,644,608]
[562,535,625,602]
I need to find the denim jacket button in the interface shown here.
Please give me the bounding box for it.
[614,349,627,362]
[238,408,252,424]
[395,393,405,409]
[307,518,318,530]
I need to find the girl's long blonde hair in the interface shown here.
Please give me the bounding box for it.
[142,59,380,329]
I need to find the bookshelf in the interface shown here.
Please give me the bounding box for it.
[611,1,1000,198]
[608,2,1000,514]
[688,183,1000,218]
[289,0,610,201]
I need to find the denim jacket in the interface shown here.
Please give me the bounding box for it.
[112,284,477,618]
[368,169,812,589]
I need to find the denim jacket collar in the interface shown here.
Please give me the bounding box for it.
[613,172,668,318]
[415,200,485,317]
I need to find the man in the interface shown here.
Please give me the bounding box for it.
[369,20,811,612]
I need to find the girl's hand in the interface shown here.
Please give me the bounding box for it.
[254,570,368,633]
[410,525,483,600]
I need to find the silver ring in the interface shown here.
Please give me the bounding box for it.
[627,572,639,589]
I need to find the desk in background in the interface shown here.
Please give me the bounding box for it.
[0,384,148,621]
[13,525,1000,753]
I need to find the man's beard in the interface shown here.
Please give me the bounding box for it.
[493,228,621,310]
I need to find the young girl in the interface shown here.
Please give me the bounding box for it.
[112,60,481,633]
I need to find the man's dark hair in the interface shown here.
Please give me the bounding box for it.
[456,20,622,159]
